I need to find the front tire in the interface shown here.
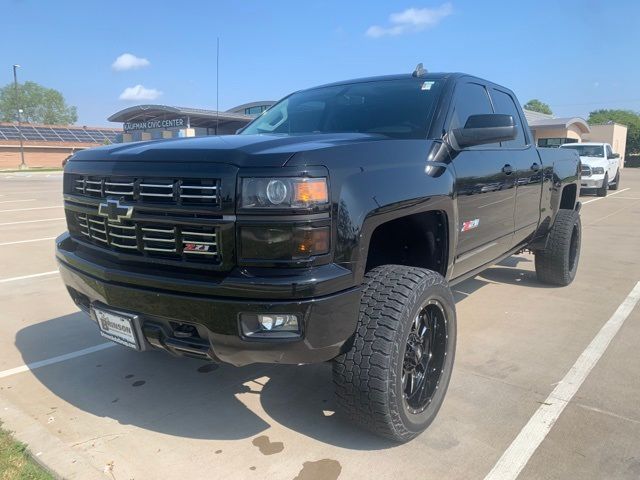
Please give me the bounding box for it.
[597,174,608,197]
[333,265,456,443]
[609,170,620,190]
[534,209,581,286]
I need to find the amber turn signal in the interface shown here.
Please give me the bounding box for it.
[293,179,328,206]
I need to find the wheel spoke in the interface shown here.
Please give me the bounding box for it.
[403,300,448,413]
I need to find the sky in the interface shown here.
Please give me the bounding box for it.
[2,0,639,126]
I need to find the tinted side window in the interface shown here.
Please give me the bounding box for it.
[606,145,613,157]
[491,89,526,147]
[449,82,493,131]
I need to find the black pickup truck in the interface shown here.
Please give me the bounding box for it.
[57,69,581,442]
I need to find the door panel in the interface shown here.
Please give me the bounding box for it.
[452,149,516,275]
[512,147,544,245]
[488,88,541,246]
[448,82,516,278]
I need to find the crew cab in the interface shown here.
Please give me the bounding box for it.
[57,68,581,442]
[561,142,621,196]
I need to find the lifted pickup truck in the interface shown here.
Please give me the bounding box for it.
[57,68,581,442]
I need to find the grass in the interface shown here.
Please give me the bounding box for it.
[0,426,54,480]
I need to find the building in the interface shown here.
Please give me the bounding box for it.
[0,122,121,170]
[524,110,628,163]
[226,101,276,117]
[108,102,275,142]
[582,123,628,161]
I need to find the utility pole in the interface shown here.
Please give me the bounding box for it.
[13,64,27,170]
[216,37,220,135]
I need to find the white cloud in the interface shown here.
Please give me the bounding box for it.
[366,3,453,38]
[112,53,150,71]
[119,85,162,101]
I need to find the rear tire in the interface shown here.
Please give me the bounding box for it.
[597,175,608,197]
[609,170,620,190]
[534,209,581,286]
[333,265,456,443]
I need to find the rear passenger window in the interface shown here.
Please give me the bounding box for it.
[491,89,526,147]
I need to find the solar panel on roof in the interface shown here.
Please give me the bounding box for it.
[0,124,121,143]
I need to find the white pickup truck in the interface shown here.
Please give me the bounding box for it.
[560,142,621,197]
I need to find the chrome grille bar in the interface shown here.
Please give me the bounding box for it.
[70,175,219,204]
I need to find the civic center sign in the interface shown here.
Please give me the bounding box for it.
[123,117,186,132]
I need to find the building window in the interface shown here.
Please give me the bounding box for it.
[245,105,267,116]
[537,137,578,148]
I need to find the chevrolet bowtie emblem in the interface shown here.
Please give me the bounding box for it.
[98,199,134,222]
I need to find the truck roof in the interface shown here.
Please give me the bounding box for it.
[305,71,512,90]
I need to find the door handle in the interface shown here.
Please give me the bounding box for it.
[502,164,514,175]
[531,163,540,171]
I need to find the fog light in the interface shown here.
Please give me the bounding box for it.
[240,313,301,338]
[259,314,298,331]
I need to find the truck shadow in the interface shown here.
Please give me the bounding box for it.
[14,259,546,450]
[480,255,557,288]
[14,312,396,450]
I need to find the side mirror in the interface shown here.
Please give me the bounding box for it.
[452,114,517,149]
[610,153,620,159]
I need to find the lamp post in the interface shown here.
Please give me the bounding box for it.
[13,64,27,170]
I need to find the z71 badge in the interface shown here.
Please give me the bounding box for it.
[461,219,480,232]
[184,243,210,252]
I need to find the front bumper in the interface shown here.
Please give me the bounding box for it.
[56,233,360,366]
[581,174,605,189]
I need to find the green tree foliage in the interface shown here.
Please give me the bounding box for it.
[589,109,640,155]
[524,99,553,115]
[0,81,77,125]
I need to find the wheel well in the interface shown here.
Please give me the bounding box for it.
[560,184,577,210]
[365,211,448,276]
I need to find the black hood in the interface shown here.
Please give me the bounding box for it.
[72,133,387,167]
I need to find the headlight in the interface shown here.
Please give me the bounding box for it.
[240,177,328,209]
[592,167,605,175]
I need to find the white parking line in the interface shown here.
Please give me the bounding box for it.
[582,188,630,205]
[0,237,57,246]
[0,189,61,195]
[0,205,62,213]
[0,271,59,283]
[0,199,36,204]
[0,217,65,226]
[484,281,640,480]
[0,343,116,379]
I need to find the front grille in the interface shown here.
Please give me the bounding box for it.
[581,165,591,177]
[73,212,220,262]
[73,175,219,205]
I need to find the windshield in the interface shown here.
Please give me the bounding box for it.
[240,78,442,139]
[561,144,605,157]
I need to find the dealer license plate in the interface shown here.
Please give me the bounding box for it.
[94,306,140,350]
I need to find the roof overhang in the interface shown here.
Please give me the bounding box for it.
[108,104,253,128]
[528,117,590,134]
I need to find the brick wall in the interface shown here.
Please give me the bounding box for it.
[0,141,100,170]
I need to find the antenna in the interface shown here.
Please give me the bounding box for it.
[216,37,220,135]
[412,63,427,78]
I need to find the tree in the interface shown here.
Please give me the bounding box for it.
[0,81,77,125]
[524,99,553,115]
[588,109,640,155]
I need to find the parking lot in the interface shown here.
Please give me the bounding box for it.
[1,170,639,480]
